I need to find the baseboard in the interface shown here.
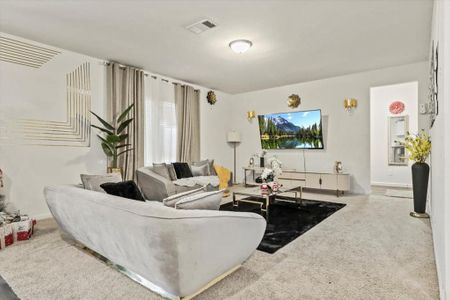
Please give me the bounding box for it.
[371,182,412,189]
[33,213,53,220]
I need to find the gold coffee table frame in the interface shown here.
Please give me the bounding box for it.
[232,184,303,214]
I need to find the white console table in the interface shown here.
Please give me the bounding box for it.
[243,167,350,197]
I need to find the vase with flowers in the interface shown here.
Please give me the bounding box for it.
[403,130,431,218]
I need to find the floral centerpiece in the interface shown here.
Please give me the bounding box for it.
[403,130,431,218]
[404,131,431,163]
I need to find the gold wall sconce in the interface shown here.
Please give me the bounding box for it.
[344,98,358,111]
[207,91,217,105]
[247,110,256,120]
[287,94,301,108]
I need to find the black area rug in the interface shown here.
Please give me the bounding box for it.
[221,199,346,254]
[0,275,19,300]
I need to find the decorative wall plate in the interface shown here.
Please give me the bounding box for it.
[389,101,405,114]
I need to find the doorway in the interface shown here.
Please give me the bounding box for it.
[370,81,418,196]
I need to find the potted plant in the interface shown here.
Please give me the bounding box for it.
[403,130,432,218]
[90,104,134,175]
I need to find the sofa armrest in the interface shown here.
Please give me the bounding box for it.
[174,213,266,296]
[136,167,176,201]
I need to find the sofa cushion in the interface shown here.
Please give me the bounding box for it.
[172,162,193,179]
[80,173,122,193]
[163,186,205,207]
[173,176,219,188]
[191,164,209,177]
[167,164,177,181]
[100,180,145,201]
[192,159,216,176]
[174,190,223,210]
[152,163,171,180]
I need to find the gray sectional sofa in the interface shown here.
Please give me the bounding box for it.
[136,162,231,201]
[136,166,207,201]
[44,185,266,299]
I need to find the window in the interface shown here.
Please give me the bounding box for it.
[144,77,176,165]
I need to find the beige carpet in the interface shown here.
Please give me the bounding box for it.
[0,193,439,299]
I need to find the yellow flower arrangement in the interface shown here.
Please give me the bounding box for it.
[403,130,431,163]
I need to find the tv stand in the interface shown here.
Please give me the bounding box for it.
[243,167,350,197]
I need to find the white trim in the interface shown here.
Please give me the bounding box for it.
[33,213,53,220]
[371,181,412,188]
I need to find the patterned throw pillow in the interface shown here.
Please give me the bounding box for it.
[163,187,205,207]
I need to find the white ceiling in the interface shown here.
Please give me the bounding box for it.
[0,0,432,94]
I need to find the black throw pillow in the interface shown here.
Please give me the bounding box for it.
[172,162,193,179]
[100,181,145,201]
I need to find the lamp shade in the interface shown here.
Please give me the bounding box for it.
[227,131,241,143]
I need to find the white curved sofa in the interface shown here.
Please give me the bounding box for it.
[44,185,266,299]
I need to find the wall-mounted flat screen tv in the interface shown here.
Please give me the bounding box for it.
[257,109,324,149]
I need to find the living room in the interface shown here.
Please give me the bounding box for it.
[0,1,449,299]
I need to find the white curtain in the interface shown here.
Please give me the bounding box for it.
[144,77,177,165]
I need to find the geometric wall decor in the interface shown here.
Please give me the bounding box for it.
[0,35,60,68]
[13,62,91,147]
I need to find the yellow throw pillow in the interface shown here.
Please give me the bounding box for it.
[213,164,231,197]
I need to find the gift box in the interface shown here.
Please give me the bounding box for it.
[12,219,34,241]
[0,226,5,249]
[0,223,14,249]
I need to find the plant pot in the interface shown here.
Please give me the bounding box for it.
[107,167,123,178]
[411,162,429,214]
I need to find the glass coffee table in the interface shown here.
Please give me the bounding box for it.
[232,182,303,214]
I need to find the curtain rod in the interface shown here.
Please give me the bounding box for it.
[102,61,200,92]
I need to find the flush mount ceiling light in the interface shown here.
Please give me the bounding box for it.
[229,39,252,54]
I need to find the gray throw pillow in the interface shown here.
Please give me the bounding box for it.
[191,164,209,177]
[167,164,177,181]
[208,159,217,176]
[162,186,205,207]
[80,173,122,193]
[174,190,224,210]
[192,159,216,176]
[152,163,171,180]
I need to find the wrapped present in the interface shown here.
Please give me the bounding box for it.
[12,218,34,241]
[0,223,14,248]
[0,226,5,249]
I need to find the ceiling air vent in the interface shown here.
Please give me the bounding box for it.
[185,19,217,34]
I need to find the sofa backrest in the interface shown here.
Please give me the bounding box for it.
[44,185,266,297]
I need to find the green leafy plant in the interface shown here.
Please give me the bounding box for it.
[90,104,134,168]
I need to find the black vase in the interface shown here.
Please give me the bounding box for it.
[411,162,430,214]
[260,157,265,168]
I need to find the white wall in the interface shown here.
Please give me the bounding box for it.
[229,62,428,194]
[0,34,108,219]
[198,89,233,170]
[0,33,233,219]
[370,82,418,188]
[430,1,450,299]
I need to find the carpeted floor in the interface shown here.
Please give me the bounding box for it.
[0,192,439,299]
